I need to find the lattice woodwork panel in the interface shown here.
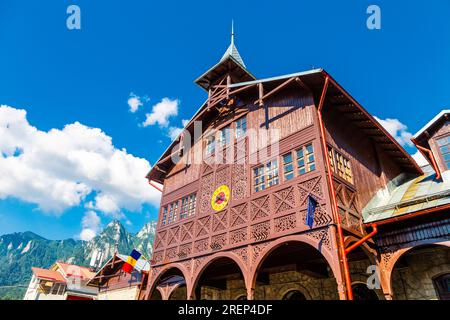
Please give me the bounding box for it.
[300,205,332,227]
[230,203,248,228]
[212,210,228,233]
[195,216,211,237]
[297,177,324,205]
[305,228,331,251]
[194,239,209,254]
[154,230,167,250]
[339,208,347,225]
[210,233,227,251]
[274,213,297,233]
[202,157,215,176]
[251,221,270,241]
[273,186,295,214]
[199,173,214,215]
[232,164,247,200]
[167,226,180,246]
[251,195,270,220]
[232,247,248,265]
[230,227,247,245]
[152,251,164,264]
[165,247,178,261]
[347,213,361,233]
[178,243,192,259]
[180,221,194,242]
[215,167,231,189]
[251,242,271,263]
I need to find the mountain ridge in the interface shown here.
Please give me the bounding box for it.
[0,220,156,300]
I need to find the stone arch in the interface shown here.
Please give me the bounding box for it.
[277,283,312,300]
[146,263,192,300]
[250,233,341,292]
[190,251,249,300]
[384,241,450,299]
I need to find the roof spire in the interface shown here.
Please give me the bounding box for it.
[231,20,234,45]
[220,20,246,67]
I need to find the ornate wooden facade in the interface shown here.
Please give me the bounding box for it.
[142,34,449,300]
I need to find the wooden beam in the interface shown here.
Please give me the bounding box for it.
[294,77,312,93]
[254,76,296,105]
[228,83,257,96]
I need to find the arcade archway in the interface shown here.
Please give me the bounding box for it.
[148,266,189,300]
[192,256,247,300]
[391,245,450,300]
[251,240,339,300]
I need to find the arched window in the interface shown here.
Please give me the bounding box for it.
[352,283,379,300]
[433,273,450,300]
[282,290,306,300]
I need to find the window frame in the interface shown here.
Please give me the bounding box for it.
[235,116,247,139]
[328,147,354,184]
[436,134,450,170]
[253,158,280,192]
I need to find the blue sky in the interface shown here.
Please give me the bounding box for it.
[0,0,449,240]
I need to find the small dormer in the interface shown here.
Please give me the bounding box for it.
[412,110,450,180]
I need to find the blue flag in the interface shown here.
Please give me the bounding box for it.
[306,196,317,229]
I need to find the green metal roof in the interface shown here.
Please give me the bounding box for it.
[363,165,450,223]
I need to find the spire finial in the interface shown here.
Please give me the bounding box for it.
[231,20,234,45]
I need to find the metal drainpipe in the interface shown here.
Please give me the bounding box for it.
[345,224,378,254]
[316,76,354,300]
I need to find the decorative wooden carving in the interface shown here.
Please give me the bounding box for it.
[274,213,297,233]
[230,203,248,228]
[273,186,295,214]
[251,195,270,220]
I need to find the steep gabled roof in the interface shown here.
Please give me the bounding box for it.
[220,25,246,68]
[413,109,450,140]
[147,68,422,184]
[32,267,66,283]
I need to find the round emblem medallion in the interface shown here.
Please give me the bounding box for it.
[211,185,230,212]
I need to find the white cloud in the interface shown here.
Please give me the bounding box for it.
[0,105,161,215]
[374,116,414,147]
[167,119,190,141]
[79,211,101,241]
[127,93,148,113]
[142,98,179,127]
[412,151,428,167]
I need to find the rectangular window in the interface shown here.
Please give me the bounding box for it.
[161,206,168,226]
[236,117,247,139]
[266,159,279,187]
[188,194,196,217]
[167,202,178,224]
[254,166,265,192]
[438,136,450,169]
[205,135,216,156]
[220,125,232,146]
[180,194,196,219]
[296,143,316,175]
[328,147,353,183]
[283,153,294,181]
[254,159,279,192]
[180,197,189,220]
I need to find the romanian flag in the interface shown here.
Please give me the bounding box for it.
[122,249,142,274]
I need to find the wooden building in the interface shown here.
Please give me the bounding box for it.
[24,262,97,300]
[142,31,450,300]
[87,254,149,300]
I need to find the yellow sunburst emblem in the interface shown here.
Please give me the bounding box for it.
[211,185,230,212]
